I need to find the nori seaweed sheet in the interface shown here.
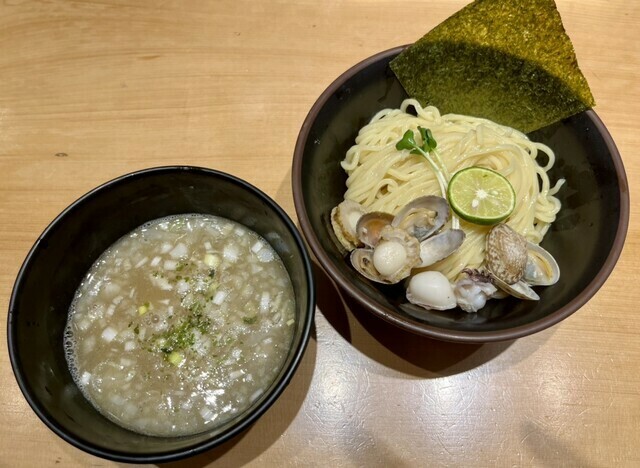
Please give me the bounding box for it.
[390,0,595,133]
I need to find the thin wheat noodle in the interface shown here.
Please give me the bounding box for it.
[340,99,564,281]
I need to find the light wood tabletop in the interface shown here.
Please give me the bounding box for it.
[1,1,638,467]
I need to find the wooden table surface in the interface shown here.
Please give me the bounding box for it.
[1,1,638,467]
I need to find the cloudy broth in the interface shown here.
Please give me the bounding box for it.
[65,214,296,437]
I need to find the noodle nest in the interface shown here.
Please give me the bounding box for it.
[340,99,564,281]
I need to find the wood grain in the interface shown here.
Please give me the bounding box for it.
[1,1,638,466]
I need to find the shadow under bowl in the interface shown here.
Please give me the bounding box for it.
[8,166,315,463]
[292,46,629,343]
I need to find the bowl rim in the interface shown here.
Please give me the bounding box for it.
[292,45,630,343]
[7,165,316,463]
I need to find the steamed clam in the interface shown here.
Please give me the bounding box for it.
[391,195,449,241]
[524,242,560,286]
[356,211,394,247]
[418,229,466,268]
[485,224,528,285]
[404,224,561,313]
[330,196,465,284]
[350,225,420,284]
[330,196,560,314]
[405,268,500,314]
[330,200,366,250]
[485,223,560,300]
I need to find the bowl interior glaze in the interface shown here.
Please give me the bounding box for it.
[8,166,314,463]
[293,46,629,342]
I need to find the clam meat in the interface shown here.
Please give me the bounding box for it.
[406,271,457,311]
[343,196,464,284]
[350,225,420,284]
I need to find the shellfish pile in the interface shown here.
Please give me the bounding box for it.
[330,197,560,313]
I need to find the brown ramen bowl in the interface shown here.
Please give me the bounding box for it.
[292,46,629,343]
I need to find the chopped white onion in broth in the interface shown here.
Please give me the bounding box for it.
[65,214,296,437]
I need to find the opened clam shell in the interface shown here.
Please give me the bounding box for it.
[484,224,560,300]
[491,276,540,301]
[418,228,466,268]
[356,211,394,248]
[350,226,420,284]
[330,199,366,250]
[524,242,560,286]
[391,195,449,241]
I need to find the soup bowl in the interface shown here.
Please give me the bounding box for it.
[292,46,629,343]
[8,166,315,463]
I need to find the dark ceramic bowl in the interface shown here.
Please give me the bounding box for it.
[8,166,315,463]
[292,46,629,343]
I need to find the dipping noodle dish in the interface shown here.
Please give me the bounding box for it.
[328,0,597,316]
[330,99,563,314]
[64,214,296,437]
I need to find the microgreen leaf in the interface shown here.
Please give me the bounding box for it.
[396,130,418,151]
[395,126,451,226]
[418,126,437,151]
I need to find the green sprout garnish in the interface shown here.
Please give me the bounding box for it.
[397,126,437,153]
[395,126,458,229]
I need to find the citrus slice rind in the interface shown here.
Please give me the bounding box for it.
[447,166,516,225]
